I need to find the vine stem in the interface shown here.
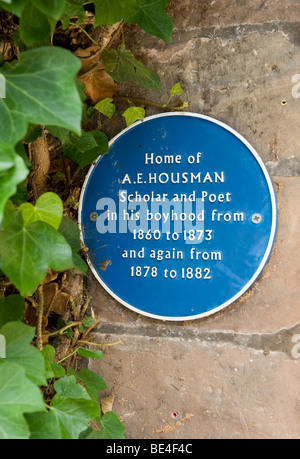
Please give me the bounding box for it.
[42,321,83,338]
[36,286,44,351]
[114,96,188,111]
[78,339,122,347]
[75,24,100,46]
[57,348,79,364]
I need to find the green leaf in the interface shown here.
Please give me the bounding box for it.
[79,315,94,333]
[170,82,184,97]
[93,0,137,27]
[19,2,52,46]
[0,143,28,224]
[0,362,45,439]
[79,368,107,402]
[49,395,100,439]
[0,211,74,296]
[87,412,125,439]
[95,98,116,119]
[31,0,66,19]
[83,316,94,327]
[127,0,173,43]
[68,131,98,152]
[77,347,103,359]
[58,216,88,274]
[0,0,28,16]
[54,376,91,400]
[0,321,47,386]
[99,412,126,439]
[23,124,43,144]
[41,345,66,379]
[63,130,108,169]
[122,106,145,127]
[19,192,63,229]
[93,0,173,43]
[61,0,85,29]
[46,125,70,143]
[51,363,66,378]
[0,295,24,328]
[102,45,161,92]
[41,344,56,379]
[0,47,82,146]
[25,411,61,439]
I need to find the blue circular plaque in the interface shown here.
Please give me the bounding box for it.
[79,113,277,321]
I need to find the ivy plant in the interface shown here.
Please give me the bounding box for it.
[0,0,181,440]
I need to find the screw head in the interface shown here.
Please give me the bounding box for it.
[89,212,98,222]
[251,213,262,224]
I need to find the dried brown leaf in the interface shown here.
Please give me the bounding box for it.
[76,46,101,73]
[43,283,70,316]
[51,291,70,316]
[44,269,58,284]
[101,395,115,414]
[78,63,116,103]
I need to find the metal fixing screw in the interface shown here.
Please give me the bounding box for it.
[251,213,262,224]
[89,212,98,222]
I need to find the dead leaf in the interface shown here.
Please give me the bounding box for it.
[101,395,115,414]
[25,303,48,332]
[43,283,71,317]
[51,292,70,315]
[44,269,58,284]
[43,283,59,317]
[76,46,101,73]
[78,62,116,103]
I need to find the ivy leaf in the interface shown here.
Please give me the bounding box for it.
[19,192,63,230]
[58,216,88,274]
[0,47,82,146]
[0,0,28,16]
[87,412,125,439]
[0,143,28,224]
[0,295,24,328]
[79,368,107,402]
[19,2,53,46]
[0,211,74,296]
[49,395,100,439]
[93,0,137,27]
[93,0,173,43]
[41,344,66,379]
[61,0,86,29]
[54,376,91,400]
[127,0,173,43]
[122,106,145,127]
[102,45,161,92]
[0,322,47,386]
[77,347,103,359]
[0,362,45,439]
[18,1,66,46]
[95,98,116,119]
[63,130,108,169]
[25,411,61,440]
[170,82,184,97]
[24,124,43,144]
[31,0,66,20]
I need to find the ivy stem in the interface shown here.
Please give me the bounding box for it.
[78,339,122,347]
[36,286,44,351]
[57,347,79,365]
[42,321,83,338]
[114,96,187,111]
[75,24,100,46]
